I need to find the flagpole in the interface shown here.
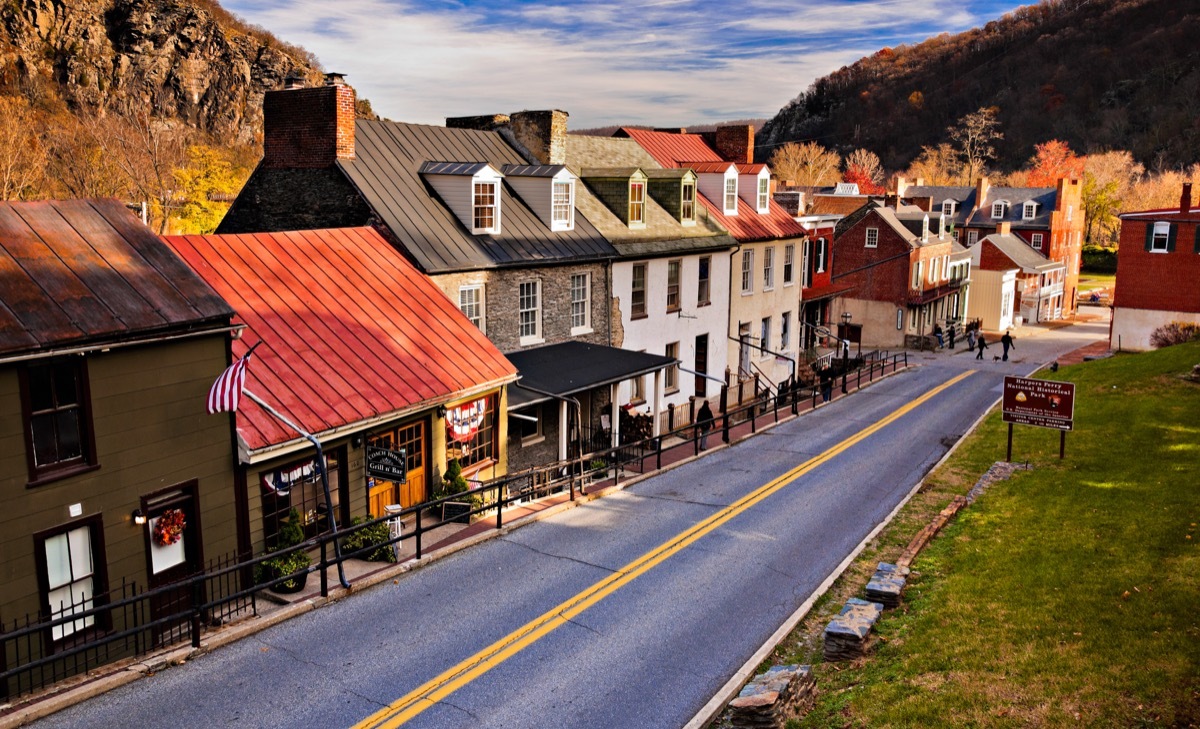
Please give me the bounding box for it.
[244,389,351,590]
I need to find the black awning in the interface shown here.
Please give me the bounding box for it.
[507,384,550,410]
[505,341,676,406]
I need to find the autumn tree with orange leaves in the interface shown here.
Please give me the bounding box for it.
[1026,140,1085,187]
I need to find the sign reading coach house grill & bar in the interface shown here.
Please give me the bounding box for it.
[366,445,408,482]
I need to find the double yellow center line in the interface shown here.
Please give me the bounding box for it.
[356,370,974,728]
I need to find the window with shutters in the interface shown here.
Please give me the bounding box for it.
[1149,221,1171,252]
[21,357,96,485]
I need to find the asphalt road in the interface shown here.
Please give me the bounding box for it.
[34,320,1103,729]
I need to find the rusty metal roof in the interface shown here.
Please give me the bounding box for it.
[164,227,517,452]
[619,128,809,242]
[0,199,232,358]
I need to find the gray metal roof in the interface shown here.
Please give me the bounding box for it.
[500,164,568,177]
[419,161,491,175]
[338,120,616,273]
[974,233,1064,273]
[905,184,1060,229]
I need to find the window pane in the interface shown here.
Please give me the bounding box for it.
[44,533,73,590]
[32,413,59,466]
[53,364,80,408]
[28,365,54,411]
[56,410,83,460]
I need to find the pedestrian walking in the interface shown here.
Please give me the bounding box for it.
[696,400,715,450]
[933,324,944,349]
[820,367,833,403]
[975,333,989,360]
[967,328,977,352]
[948,323,956,349]
[1001,331,1015,361]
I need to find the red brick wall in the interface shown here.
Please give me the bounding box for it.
[710,125,754,165]
[832,212,914,304]
[976,241,1016,271]
[1114,216,1200,313]
[263,84,356,169]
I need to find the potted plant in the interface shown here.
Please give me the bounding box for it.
[587,458,608,482]
[258,508,312,594]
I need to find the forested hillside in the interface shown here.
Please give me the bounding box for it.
[0,0,323,231]
[758,0,1200,172]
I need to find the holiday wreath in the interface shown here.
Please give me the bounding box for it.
[152,508,186,547]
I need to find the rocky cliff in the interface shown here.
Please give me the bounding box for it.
[0,0,321,144]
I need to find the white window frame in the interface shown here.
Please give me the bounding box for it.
[681,181,696,223]
[458,285,485,333]
[1031,233,1044,250]
[741,250,754,294]
[697,255,711,305]
[757,177,769,213]
[629,181,646,226]
[800,240,811,287]
[665,342,679,392]
[991,201,1008,219]
[783,244,795,285]
[631,263,647,318]
[1150,221,1171,252]
[942,200,957,216]
[865,227,879,248]
[967,230,979,246]
[724,176,738,214]
[518,280,543,344]
[760,317,771,357]
[912,261,923,290]
[43,523,97,642]
[570,273,591,335]
[552,180,574,231]
[1022,201,1037,220]
[781,311,791,350]
[763,247,775,290]
[815,239,827,273]
[472,180,500,234]
[666,259,681,312]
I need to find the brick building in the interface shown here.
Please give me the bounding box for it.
[831,201,972,348]
[968,224,1065,331]
[896,176,1084,319]
[1111,183,1200,350]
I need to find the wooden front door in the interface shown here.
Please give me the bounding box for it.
[367,420,427,517]
[141,482,203,646]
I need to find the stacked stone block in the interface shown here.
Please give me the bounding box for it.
[728,664,816,729]
[823,597,884,661]
[865,562,908,608]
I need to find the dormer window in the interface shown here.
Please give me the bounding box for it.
[420,161,504,235]
[552,180,573,230]
[1022,201,1037,220]
[991,201,1009,219]
[473,182,498,232]
[942,200,957,216]
[757,178,769,212]
[737,165,770,214]
[629,181,646,226]
[681,181,696,223]
[724,177,738,214]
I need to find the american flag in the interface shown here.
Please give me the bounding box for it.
[206,344,257,414]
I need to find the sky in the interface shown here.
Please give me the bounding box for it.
[224,0,1031,129]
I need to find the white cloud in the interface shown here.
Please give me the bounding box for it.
[223,0,1013,128]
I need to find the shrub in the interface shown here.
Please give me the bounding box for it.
[340,517,396,563]
[258,507,311,589]
[1149,321,1200,348]
[1081,245,1117,273]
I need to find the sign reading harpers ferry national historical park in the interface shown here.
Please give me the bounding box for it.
[1002,376,1076,431]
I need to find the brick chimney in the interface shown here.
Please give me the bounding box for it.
[1181,182,1193,214]
[996,221,1011,235]
[974,177,990,211]
[712,124,754,165]
[263,73,356,169]
[894,176,909,197]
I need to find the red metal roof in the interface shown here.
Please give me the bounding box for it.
[620,128,808,242]
[0,199,232,357]
[164,227,517,452]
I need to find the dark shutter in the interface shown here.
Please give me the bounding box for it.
[1194,226,1200,254]
[1144,224,1154,251]
[1167,223,1178,252]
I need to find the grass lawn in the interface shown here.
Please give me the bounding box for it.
[1079,273,1116,295]
[775,342,1200,728]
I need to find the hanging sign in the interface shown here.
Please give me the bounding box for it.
[366,445,407,481]
[447,398,488,443]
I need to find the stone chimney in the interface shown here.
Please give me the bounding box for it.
[996,221,1011,236]
[1181,182,1193,214]
[894,176,909,197]
[446,110,568,166]
[712,124,754,165]
[509,110,569,166]
[263,73,356,169]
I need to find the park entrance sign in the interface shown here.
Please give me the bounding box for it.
[1002,376,1076,460]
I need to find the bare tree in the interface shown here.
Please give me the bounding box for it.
[769,141,841,188]
[948,107,1003,184]
[0,96,48,200]
[903,144,961,186]
[844,149,884,185]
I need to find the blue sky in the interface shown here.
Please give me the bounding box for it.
[224,0,1031,128]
